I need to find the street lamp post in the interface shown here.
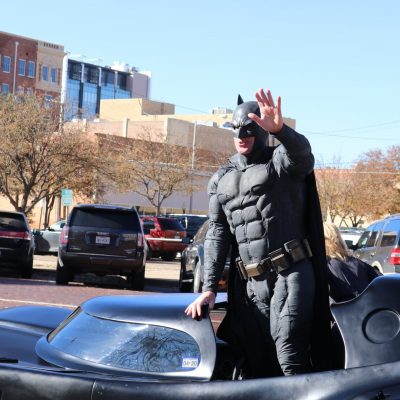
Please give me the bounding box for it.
[189,121,197,213]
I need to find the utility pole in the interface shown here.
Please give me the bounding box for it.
[189,121,197,213]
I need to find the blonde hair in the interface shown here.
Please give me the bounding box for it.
[323,222,349,261]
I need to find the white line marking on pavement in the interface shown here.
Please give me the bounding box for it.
[0,298,75,308]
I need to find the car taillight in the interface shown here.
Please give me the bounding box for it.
[60,226,69,245]
[390,247,400,265]
[0,231,30,240]
[137,232,144,247]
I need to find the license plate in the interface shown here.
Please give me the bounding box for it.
[96,236,110,245]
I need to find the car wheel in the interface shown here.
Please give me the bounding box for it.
[178,264,193,292]
[56,261,72,285]
[128,265,145,291]
[146,242,153,260]
[21,257,33,279]
[161,252,177,262]
[193,261,203,293]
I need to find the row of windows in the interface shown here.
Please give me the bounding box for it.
[0,55,58,84]
[0,55,35,78]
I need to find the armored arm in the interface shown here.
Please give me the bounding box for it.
[272,124,315,179]
[202,171,233,294]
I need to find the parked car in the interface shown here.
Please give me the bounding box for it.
[0,210,34,278]
[339,227,365,249]
[165,213,208,239]
[353,214,400,274]
[179,220,229,292]
[140,216,187,261]
[1,276,400,399]
[33,220,66,254]
[56,204,146,290]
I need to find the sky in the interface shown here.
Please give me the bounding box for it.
[2,0,399,168]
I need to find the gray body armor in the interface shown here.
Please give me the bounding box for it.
[203,124,314,293]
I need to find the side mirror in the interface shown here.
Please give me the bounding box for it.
[32,228,40,235]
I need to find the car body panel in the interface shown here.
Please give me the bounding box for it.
[141,216,187,258]
[0,210,34,276]
[3,279,400,398]
[179,220,229,292]
[353,215,400,274]
[33,220,66,254]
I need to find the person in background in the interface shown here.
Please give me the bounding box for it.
[323,222,381,303]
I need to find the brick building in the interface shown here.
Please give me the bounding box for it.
[0,31,64,99]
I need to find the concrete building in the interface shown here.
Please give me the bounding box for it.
[82,98,296,214]
[0,31,64,99]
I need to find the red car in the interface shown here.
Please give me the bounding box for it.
[140,216,187,261]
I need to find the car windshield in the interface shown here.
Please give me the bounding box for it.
[158,218,185,231]
[0,213,26,231]
[48,309,201,373]
[70,209,141,230]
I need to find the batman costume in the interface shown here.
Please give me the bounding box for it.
[203,96,331,377]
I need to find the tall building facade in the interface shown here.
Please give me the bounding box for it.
[63,59,151,120]
[0,31,64,99]
[0,31,151,120]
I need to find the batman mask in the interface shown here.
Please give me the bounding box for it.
[231,95,269,156]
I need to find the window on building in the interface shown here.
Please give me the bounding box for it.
[18,59,26,76]
[26,87,33,95]
[27,61,35,78]
[42,65,49,81]
[1,83,9,95]
[3,56,11,73]
[51,67,57,84]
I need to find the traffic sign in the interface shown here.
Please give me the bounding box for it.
[61,189,73,206]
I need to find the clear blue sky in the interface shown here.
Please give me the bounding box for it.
[3,0,399,167]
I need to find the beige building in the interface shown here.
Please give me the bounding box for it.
[82,98,297,215]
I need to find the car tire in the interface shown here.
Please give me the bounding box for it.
[178,264,193,292]
[56,261,72,285]
[146,242,153,260]
[21,257,33,279]
[193,261,203,293]
[161,252,177,262]
[128,265,145,291]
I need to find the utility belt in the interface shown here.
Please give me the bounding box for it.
[236,239,313,280]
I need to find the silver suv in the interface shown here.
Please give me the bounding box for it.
[56,204,146,290]
[353,214,400,274]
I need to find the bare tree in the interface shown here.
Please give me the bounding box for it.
[0,93,110,217]
[102,128,193,215]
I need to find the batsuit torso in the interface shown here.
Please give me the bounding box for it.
[202,124,315,293]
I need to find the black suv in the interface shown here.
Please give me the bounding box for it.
[353,214,400,274]
[0,210,34,278]
[56,204,146,290]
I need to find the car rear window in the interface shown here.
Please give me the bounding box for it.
[158,218,185,231]
[0,213,27,231]
[380,219,400,247]
[70,209,141,230]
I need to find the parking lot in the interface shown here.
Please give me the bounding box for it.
[0,254,182,310]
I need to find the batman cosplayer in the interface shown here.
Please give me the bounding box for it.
[186,89,331,377]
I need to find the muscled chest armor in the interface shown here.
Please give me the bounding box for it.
[216,161,307,264]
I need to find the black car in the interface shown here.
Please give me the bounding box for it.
[56,204,146,290]
[1,277,400,399]
[179,220,229,292]
[353,214,400,274]
[0,210,34,278]
[165,214,208,239]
